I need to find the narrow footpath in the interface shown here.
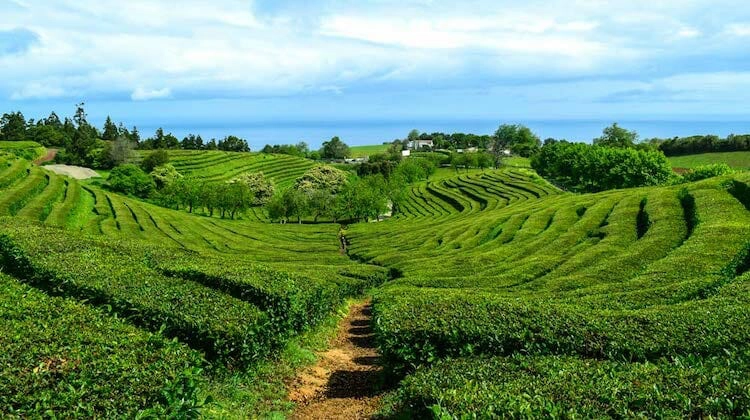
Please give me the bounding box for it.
[289,301,384,419]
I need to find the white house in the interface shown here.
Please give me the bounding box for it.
[401,150,411,157]
[409,139,434,150]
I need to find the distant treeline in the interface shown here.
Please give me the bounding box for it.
[649,134,750,156]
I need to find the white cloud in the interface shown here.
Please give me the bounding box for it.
[676,27,701,38]
[725,23,750,36]
[131,87,172,101]
[10,81,66,99]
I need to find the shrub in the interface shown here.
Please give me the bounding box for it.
[531,141,673,192]
[683,163,734,182]
[141,149,170,172]
[108,164,155,197]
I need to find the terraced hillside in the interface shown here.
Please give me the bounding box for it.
[346,171,750,417]
[141,150,316,190]
[394,168,559,219]
[0,153,388,416]
[3,146,750,417]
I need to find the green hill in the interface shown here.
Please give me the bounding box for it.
[669,151,750,170]
[2,148,750,417]
[138,150,316,190]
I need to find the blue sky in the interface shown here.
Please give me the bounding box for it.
[1,0,750,144]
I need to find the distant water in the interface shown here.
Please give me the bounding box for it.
[136,120,750,150]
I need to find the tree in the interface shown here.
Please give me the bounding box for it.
[476,151,493,171]
[531,141,673,192]
[320,136,351,159]
[407,129,420,143]
[218,135,250,152]
[108,135,135,166]
[492,124,541,160]
[294,165,349,194]
[63,104,98,166]
[229,172,275,206]
[108,164,155,198]
[0,111,27,141]
[150,164,182,190]
[102,116,119,141]
[307,188,337,222]
[141,149,170,172]
[594,123,638,148]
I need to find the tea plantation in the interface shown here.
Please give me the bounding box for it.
[143,149,316,190]
[2,147,750,417]
[346,170,750,417]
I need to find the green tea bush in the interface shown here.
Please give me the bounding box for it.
[388,353,750,418]
[0,273,204,417]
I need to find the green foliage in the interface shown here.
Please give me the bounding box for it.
[0,141,45,161]
[230,172,276,206]
[683,163,735,182]
[593,122,639,148]
[141,149,170,172]
[531,141,673,192]
[150,163,182,190]
[294,165,349,194]
[320,136,351,159]
[492,124,541,158]
[0,111,27,142]
[388,353,750,418]
[0,273,203,417]
[108,164,155,198]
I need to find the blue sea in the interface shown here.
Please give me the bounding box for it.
[136,120,750,151]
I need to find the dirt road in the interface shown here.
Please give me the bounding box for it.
[289,301,384,419]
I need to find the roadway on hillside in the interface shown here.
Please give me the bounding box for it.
[289,300,385,419]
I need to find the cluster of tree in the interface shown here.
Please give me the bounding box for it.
[401,129,494,150]
[266,158,436,223]
[531,141,674,192]
[138,131,250,153]
[260,142,318,158]
[450,151,495,172]
[651,134,750,156]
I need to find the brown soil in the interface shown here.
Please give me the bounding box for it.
[289,301,384,419]
[34,148,57,165]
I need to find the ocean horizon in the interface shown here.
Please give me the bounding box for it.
[134,119,750,150]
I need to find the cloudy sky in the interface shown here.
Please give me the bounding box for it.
[1,0,749,142]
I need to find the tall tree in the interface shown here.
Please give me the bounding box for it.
[0,111,27,141]
[102,116,119,141]
[320,136,351,159]
[492,124,541,160]
[593,123,638,148]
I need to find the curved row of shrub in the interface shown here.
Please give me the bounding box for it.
[347,169,750,417]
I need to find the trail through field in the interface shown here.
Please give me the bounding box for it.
[33,148,57,165]
[289,300,384,419]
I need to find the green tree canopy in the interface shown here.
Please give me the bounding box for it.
[108,164,155,198]
[594,123,639,148]
[492,124,542,159]
[320,136,351,159]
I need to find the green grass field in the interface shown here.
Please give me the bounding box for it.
[669,151,750,170]
[349,144,390,158]
[2,148,750,417]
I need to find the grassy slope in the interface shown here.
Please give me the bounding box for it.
[669,151,750,170]
[350,144,389,158]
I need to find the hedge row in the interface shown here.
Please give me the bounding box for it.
[367,177,750,374]
[152,252,388,333]
[0,273,204,417]
[0,218,279,369]
[387,352,750,418]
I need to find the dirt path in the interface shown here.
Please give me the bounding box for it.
[289,301,384,419]
[33,148,57,165]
